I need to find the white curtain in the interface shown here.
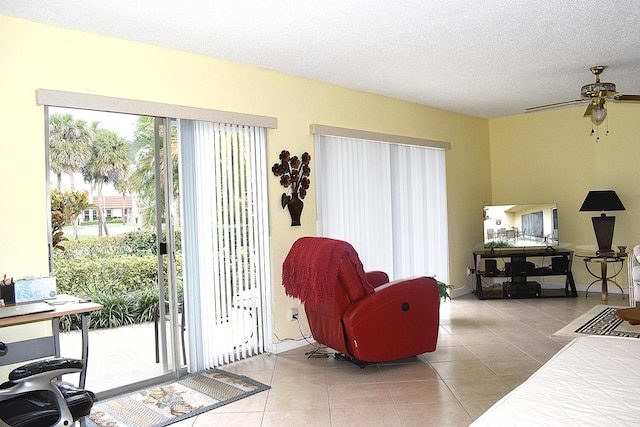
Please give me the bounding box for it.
[315,135,449,283]
[179,121,271,371]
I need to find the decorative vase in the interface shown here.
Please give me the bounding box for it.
[287,192,304,226]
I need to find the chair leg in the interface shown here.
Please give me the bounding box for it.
[181,305,186,365]
[156,301,186,365]
[154,303,160,364]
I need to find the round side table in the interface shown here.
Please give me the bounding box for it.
[576,254,626,301]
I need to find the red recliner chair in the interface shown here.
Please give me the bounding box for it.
[282,237,440,365]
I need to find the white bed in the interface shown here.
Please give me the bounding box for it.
[471,335,640,426]
[629,245,640,306]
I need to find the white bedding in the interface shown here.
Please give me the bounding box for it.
[471,335,640,426]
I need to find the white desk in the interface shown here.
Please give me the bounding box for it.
[0,296,102,388]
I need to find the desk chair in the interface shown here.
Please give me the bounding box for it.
[0,348,95,427]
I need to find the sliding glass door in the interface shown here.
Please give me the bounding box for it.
[47,107,184,396]
[153,117,183,375]
[43,91,273,394]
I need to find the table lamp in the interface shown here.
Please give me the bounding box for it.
[579,190,625,255]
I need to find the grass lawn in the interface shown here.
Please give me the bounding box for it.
[62,221,139,240]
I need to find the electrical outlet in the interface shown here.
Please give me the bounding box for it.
[287,307,299,321]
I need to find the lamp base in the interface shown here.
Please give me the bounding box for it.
[592,214,615,255]
[596,249,616,256]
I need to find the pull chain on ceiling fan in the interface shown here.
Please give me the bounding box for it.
[526,66,640,140]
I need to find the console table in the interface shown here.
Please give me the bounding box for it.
[473,247,577,300]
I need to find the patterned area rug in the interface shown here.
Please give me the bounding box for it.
[553,304,640,339]
[86,369,270,427]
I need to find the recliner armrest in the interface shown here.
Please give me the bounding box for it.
[342,276,440,361]
[365,270,390,288]
[373,276,423,293]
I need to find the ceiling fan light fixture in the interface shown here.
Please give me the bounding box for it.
[526,66,639,140]
[591,103,607,125]
[581,82,617,99]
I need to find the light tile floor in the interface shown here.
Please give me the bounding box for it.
[119,292,627,426]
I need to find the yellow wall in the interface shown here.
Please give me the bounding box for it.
[489,104,640,286]
[5,14,636,358]
[0,16,491,344]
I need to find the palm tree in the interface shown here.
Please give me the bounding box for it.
[129,117,179,229]
[113,171,134,225]
[49,113,92,190]
[83,126,130,236]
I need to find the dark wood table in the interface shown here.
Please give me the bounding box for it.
[615,307,640,325]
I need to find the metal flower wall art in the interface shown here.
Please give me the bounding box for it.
[272,150,311,226]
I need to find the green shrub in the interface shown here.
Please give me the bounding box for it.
[53,230,183,331]
[58,287,166,332]
[54,252,182,296]
[56,229,181,258]
[89,290,137,329]
[120,230,158,255]
[132,287,161,323]
[54,255,159,295]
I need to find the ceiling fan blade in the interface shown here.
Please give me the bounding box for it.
[525,99,585,113]
[613,94,640,102]
[583,103,594,118]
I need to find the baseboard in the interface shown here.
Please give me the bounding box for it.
[451,286,473,299]
[453,282,629,298]
[272,337,316,354]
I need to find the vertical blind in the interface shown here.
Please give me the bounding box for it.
[314,134,449,283]
[179,120,271,371]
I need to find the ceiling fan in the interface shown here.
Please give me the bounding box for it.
[526,66,640,129]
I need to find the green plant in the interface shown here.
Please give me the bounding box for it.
[57,286,176,332]
[51,210,68,251]
[59,290,136,332]
[435,278,454,300]
[484,240,513,248]
[132,287,160,323]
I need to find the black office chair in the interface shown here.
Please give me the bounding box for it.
[0,346,95,427]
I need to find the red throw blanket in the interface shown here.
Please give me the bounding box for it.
[282,237,373,307]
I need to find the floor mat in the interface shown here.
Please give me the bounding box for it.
[86,369,270,427]
[552,304,640,339]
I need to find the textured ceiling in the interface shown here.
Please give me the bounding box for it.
[3,0,640,118]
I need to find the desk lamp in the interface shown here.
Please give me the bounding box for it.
[579,190,625,255]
